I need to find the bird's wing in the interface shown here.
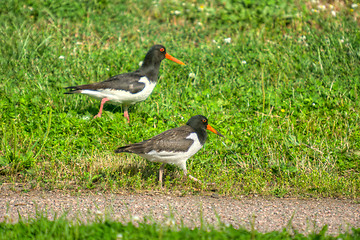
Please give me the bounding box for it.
[65,72,146,94]
[115,126,195,154]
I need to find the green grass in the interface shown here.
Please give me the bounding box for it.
[1,213,359,240]
[0,0,359,198]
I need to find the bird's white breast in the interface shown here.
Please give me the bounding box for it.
[80,76,156,105]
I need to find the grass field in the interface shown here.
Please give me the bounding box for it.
[0,0,359,199]
[1,212,359,240]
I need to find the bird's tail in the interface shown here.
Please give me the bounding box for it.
[64,86,81,94]
[114,146,131,153]
[115,141,147,154]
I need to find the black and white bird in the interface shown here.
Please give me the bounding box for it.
[115,115,224,184]
[64,45,185,122]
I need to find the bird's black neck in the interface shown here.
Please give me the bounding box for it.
[139,62,160,81]
[194,128,207,145]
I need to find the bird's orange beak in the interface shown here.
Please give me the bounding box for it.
[165,53,185,65]
[207,124,224,137]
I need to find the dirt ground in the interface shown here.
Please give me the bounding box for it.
[0,186,359,236]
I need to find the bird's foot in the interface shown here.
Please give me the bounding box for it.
[93,113,102,119]
[188,175,215,185]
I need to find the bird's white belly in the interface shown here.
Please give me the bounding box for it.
[139,133,203,170]
[80,77,156,105]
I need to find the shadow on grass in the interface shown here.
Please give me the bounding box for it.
[112,161,183,184]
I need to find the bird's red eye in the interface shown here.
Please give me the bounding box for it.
[202,119,207,123]
[160,48,165,52]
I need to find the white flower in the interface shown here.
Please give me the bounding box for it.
[116,233,123,239]
[299,35,306,41]
[188,73,196,78]
[197,21,203,26]
[217,46,221,49]
[340,39,344,43]
[329,4,334,9]
[312,102,316,106]
[317,5,326,10]
[76,42,83,45]
[174,10,181,15]
[132,215,140,221]
[212,39,217,44]
[224,37,231,43]
[241,60,247,65]
[351,4,358,8]
[311,9,318,13]
[165,219,175,226]
[106,68,110,71]
[139,61,143,67]
[95,210,102,215]
[59,55,65,60]
[331,10,336,17]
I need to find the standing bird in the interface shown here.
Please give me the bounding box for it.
[115,115,224,184]
[64,45,185,122]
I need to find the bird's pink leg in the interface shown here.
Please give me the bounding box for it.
[94,98,109,118]
[123,105,130,123]
[159,163,165,184]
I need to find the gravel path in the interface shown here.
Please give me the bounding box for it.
[0,189,359,235]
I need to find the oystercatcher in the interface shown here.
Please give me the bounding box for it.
[115,115,224,184]
[64,45,185,122]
